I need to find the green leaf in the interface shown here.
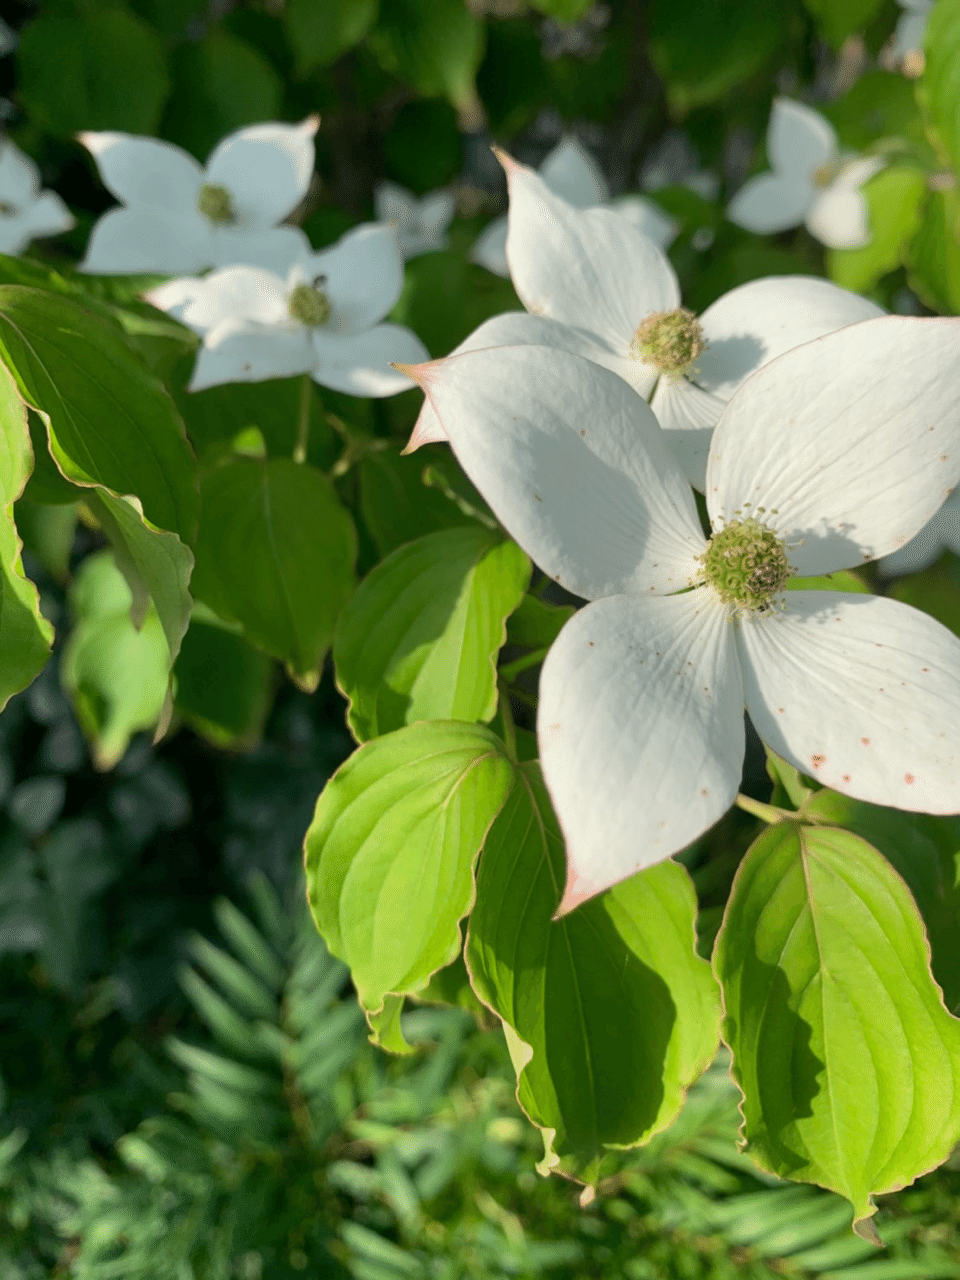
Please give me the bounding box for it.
[85,489,193,663]
[824,70,930,153]
[284,0,378,74]
[714,821,960,1230]
[648,0,793,114]
[366,994,416,1054]
[16,3,169,136]
[907,189,960,314]
[827,167,927,293]
[802,0,884,49]
[191,458,356,691]
[505,592,575,648]
[0,287,198,542]
[61,551,171,769]
[889,555,960,637]
[368,0,486,115]
[304,720,514,1016]
[14,500,77,583]
[529,0,595,17]
[919,0,960,176]
[161,29,282,160]
[0,365,53,708]
[799,791,960,1015]
[358,450,475,557]
[467,764,720,1181]
[787,569,872,594]
[334,527,529,742]
[173,609,274,750]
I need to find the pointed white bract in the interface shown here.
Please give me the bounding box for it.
[374,181,455,258]
[145,223,428,396]
[80,118,319,275]
[411,318,960,910]
[0,140,74,256]
[877,488,960,577]
[728,98,883,249]
[414,151,882,489]
[470,136,677,277]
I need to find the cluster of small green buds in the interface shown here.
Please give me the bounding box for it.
[699,517,792,612]
[197,183,235,225]
[630,307,706,377]
[288,281,331,327]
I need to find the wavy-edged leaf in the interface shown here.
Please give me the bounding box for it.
[714,821,960,1233]
[0,286,198,541]
[334,527,529,742]
[0,363,53,707]
[467,763,721,1181]
[304,720,514,1018]
[191,458,356,691]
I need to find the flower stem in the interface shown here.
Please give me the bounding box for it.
[734,793,791,824]
[293,374,311,463]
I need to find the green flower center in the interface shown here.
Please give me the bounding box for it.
[630,307,706,376]
[700,517,791,612]
[197,183,235,225]
[287,283,331,327]
[811,160,843,190]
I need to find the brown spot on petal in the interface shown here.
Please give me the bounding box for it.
[842,774,850,782]
[777,707,785,714]
[588,641,594,648]
[811,754,825,769]
[700,787,709,797]
[861,737,870,745]
[905,773,915,784]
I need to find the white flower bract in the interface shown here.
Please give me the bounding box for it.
[374,181,455,258]
[145,223,429,397]
[728,98,883,249]
[410,318,960,912]
[410,152,882,489]
[877,488,960,577]
[80,117,320,275]
[0,140,74,256]
[470,136,677,277]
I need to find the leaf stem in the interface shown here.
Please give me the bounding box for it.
[734,793,791,824]
[293,374,311,463]
[497,678,518,761]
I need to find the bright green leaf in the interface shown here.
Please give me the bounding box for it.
[0,364,53,708]
[62,551,171,769]
[907,189,960,314]
[800,791,960,1015]
[284,0,378,74]
[467,764,720,1181]
[304,720,514,1016]
[803,0,884,49]
[714,821,960,1230]
[368,0,486,115]
[334,527,530,741]
[86,489,193,663]
[191,458,356,691]
[827,168,927,293]
[786,569,872,594]
[173,609,274,750]
[17,3,169,136]
[0,286,198,542]
[919,0,960,176]
[529,0,595,17]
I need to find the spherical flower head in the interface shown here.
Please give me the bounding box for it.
[700,517,792,612]
[197,182,235,225]
[287,280,330,327]
[631,307,705,377]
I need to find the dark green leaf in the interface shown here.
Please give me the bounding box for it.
[368,0,486,115]
[358,449,475,557]
[285,0,378,74]
[803,0,884,48]
[334,526,529,741]
[173,609,274,750]
[0,286,198,542]
[505,592,575,648]
[191,458,356,691]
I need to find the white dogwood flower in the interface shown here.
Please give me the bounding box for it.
[877,488,960,577]
[728,98,883,249]
[374,181,455,258]
[146,223,428,396]
[471,136,677,276]
[80,117,319,275]
[407,318,960,912]
[0,139,74,256]
[410,153,881,487]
